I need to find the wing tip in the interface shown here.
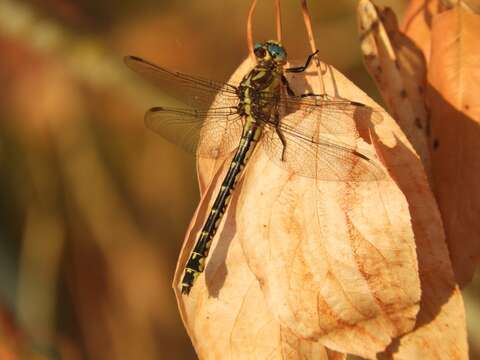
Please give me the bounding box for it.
[353,150,370,161]
[124,55,153,70]
[350,100,367,107]
[124,55,143,62]
[144,107,165,125]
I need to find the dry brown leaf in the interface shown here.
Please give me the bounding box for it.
[172,51,447,358]
[376,103,467,358]
[380,287,467,359]
[401,0,480,64]
[357,2,469,358]
[444,0,480,13]
[372,132,468,354]
[400,0,442,64]
[428,7,480,286]
[358,0,431,180]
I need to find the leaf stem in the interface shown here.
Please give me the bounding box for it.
[275,0,283,43]
[300,0,326,94]
[247,0,258,62]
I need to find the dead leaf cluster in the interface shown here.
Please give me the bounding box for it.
[171,1,477,358]
[138,0,480,358]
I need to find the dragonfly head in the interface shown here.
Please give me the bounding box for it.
[254,40,287,66]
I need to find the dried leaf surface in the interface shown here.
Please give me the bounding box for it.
[382,288,467,359]
[358,2,469,358]
[428,7,480,286]
[400,0,480,63]
[358,0,431,179]
[378,129,468,357]
[173,54,444,358]
[400,0,442,64]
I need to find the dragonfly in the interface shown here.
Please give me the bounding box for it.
[125,40,384,295]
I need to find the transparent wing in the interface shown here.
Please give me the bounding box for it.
[263,94,384,135]
[145,106,244,159]
[125,55,244,158]
[261,100,385,181]
[262,128,384,181]
[124,55,240,110]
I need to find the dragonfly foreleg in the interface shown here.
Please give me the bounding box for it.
[285,50,319,73]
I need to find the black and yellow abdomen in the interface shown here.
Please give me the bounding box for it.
[181,120,262,294]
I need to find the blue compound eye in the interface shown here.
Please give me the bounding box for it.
[268,44,286,61]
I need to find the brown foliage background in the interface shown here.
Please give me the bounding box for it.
[0,0,478,359]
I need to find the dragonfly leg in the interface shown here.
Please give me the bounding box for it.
[281,75,296,97]
[281,76,328,101]
[285,50,319,73]
[274,113,288,161]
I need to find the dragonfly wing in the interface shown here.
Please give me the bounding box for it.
[124,56,240,110]
[261,122,384,182]
[271,94,384,135]
[145,106,244,159]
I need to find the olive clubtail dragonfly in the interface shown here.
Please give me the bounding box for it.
[125,40,384,295]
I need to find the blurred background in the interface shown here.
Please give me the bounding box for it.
[0,0,478,359]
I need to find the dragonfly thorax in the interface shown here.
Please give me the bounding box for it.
[237,44,285,123]
[237,68,282,123]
